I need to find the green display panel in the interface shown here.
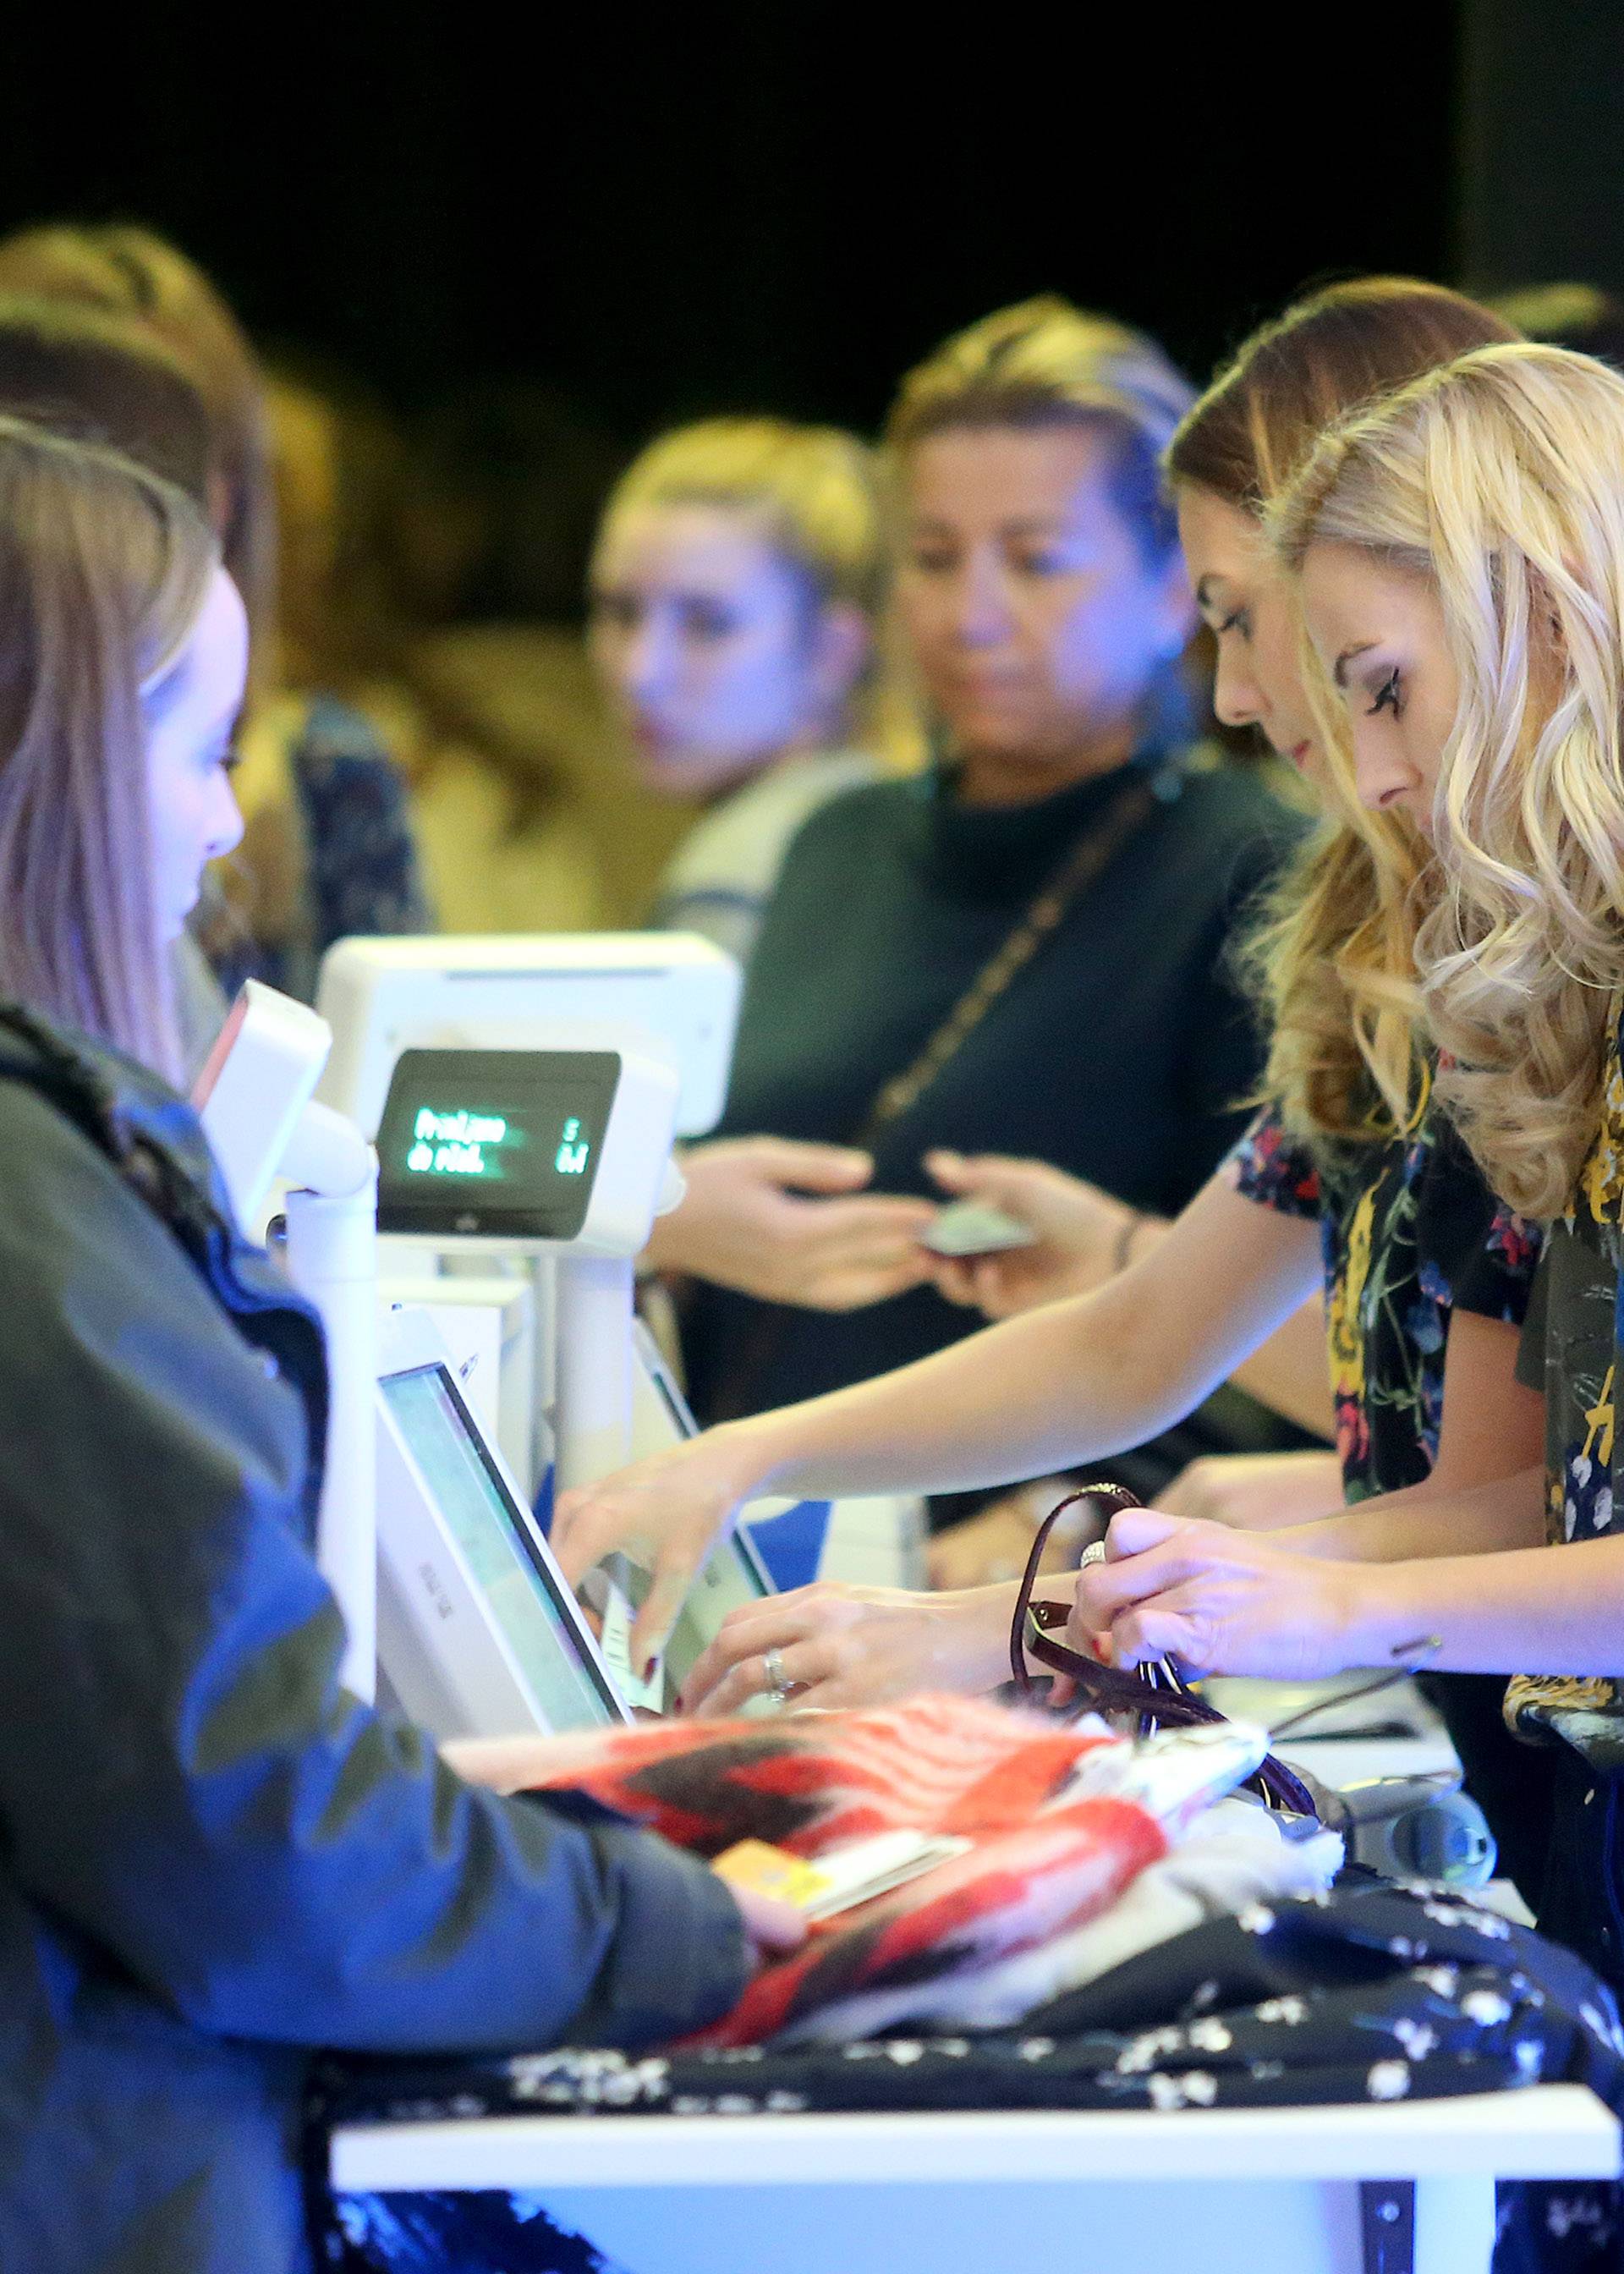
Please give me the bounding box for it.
[376,1047,620,1238]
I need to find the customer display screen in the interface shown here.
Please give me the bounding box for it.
[376,1048,619,1237]
[381,1361,622,1731]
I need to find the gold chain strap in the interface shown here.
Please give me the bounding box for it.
[854,777,1159,1149]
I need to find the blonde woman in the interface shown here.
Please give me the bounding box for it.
[0,419,795,2272]
[1062,341,1624,1986]
[590,415,886,966]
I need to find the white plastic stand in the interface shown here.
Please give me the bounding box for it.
[551,1254,636,1491]
[281,1101,378,1702]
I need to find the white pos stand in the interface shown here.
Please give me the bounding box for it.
[315,934,741,1498]
[195,980,379,1700]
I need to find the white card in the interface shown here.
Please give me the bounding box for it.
[596,1579,667,1715]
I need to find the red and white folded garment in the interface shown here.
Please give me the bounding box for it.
[512,1695,1266,2046]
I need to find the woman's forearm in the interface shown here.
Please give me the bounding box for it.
[1344,1530,1624,1675]
[722,1189,1320,1504]
[724,1294,1173,1501]
[1285,1464,1547,1565]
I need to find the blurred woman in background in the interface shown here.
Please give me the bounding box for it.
[590,415,887,965]
[0,222,432,1001]
[646,299,1314,1571]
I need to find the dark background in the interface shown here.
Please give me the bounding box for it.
[2,1,1620,445]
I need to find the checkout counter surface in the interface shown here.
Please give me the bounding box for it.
[332,2087,1617,2274]
[329,1678,1621,2274]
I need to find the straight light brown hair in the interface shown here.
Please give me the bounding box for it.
[0,415,215,1079]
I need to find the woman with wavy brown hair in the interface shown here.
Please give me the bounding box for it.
[1072,340,1624,1999]
[551,279,1558,1896]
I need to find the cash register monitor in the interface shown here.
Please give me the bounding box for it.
[376,1310,629,1738]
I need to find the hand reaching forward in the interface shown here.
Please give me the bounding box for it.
[921,1149,1145,1319]
[1069,1507,1366,1682]
[723,1879,809,1960]
[679,1579,1016,1716]
[551,1428,761,1678]
[645,1135,938,1310]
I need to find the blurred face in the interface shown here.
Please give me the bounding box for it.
[143,563,247,940]
[896,425,1193,781]
[590,503,861,794]
[1299,540,1458,834]
[1177,484,1324,784]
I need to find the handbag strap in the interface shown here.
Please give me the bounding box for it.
[1008,1480,1319,1818]
[853,775,1158,1150]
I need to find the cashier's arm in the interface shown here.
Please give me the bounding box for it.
[553,1175,1320,1666]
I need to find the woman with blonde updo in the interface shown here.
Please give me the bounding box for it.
[590,415,887,965]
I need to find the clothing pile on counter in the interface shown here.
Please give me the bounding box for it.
[310,1698,1624,2269]
[317,1878,1624,2274]
[486,1695,1334,2046]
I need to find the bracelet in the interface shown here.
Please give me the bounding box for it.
[1111,1207,1143,1274]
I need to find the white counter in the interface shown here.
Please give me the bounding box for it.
[332,2087,1620,2274]
[332,1677,1614,2273]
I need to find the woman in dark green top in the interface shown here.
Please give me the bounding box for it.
[650,297,1313,1508]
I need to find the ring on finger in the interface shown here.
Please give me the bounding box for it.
[762,1645,796,1706]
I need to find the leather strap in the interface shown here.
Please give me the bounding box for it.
[1008,1481,1319,1818]
[853,777,1159,1150]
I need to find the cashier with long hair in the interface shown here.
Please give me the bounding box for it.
[0,414,797,2274]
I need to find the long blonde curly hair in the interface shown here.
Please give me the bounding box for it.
[1166,279,1517,1156]
[1270,340,1624,1217]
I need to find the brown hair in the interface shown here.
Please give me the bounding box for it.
[0,415,215,1079]
[1169,277,1519,510]
[0,225,272,658]
[1166,278,1519,1152]
[0,293,211,508]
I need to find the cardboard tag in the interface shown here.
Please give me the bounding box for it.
[713,1830,971,1920]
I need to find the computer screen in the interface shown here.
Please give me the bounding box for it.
[381,1361,622,1731]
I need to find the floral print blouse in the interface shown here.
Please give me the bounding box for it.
[1509,1007,1624,1770]
[1224,1079,1544,1502]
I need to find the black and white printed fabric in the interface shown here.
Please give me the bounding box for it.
[315,1878,1624,2274]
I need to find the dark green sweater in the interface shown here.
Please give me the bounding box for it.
[682,751,1313,1500]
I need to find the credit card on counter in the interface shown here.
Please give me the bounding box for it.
[713,1830,970,1919]
[920,1200,1039,1258]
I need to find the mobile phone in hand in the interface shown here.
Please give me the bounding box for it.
[919,1199,1039,1258]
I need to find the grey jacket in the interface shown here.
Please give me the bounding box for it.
[0,1010,747,2274]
